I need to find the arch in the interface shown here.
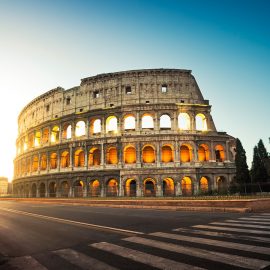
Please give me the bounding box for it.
[40,154,47,170]
[124,146,136,164]
[142,145,155,163]
[73,180,84,197]
[61,151,70,168]
[106,179,118,197]
[198,144,210,162]
[31,183,37,197]
[42,128,49,144]
[89,180,101,197]
[51,126,60,143]
[39,183,46,197]
[215,145,225,162]
[217,176,227,194]
[62,123,72,139]
[34,131,41,147]
[124,115,136,130]
[181,177,193,196]
[23,136,28,151]
[74,149,85,167]
[163,178,175,196]
[91,119,101,134]
[32,155,39,172]
[60,181,69,197]
[144,178,156,197]
[161,145,174,163]
[50,152,58,169]
[141,114,154,129]
[107,147,118,164]
[106,116,118,133]
[195,113,207,131]
[28,133,34,148]
[180,144,193,162]
[75,120,86,137]
[88,147,101,166]
[160,114,171,129]
[125,179,136,197]
[48,182,56,197]
[178,113,191,130]
[200,177,209,193]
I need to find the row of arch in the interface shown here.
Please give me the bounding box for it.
[14,144,226,176]
[17,112,209,154]
[14,176,228,198]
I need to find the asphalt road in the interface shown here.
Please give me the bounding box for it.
[0,200,269,270]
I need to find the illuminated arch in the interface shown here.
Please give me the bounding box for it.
[23,137,28,151]
[89,180,101,197]
[217,176,227,194]
[62,123,72,139]
[28,133,34,148]
[88,147,101,166]
[181,177,193,196]
[34,131,41,147]
[125,178,137,197]
[180,144,193,162]
[215,145,225,162]
[40,154,47,170]
[32,155,39,172]
[51,126,60,143]
[144,178,156,197]
[50,152,57,169]
[74,149,85,167]
[163,178,175,196]
[75,120,86,137]
[198,144,210,162]
[61,151,70,168]
[161,145,174,163]
[124,115,136,130]
[178,113,191,130]
[160,114,171,129]
[200,177,209,193]
[107,147,118,164]
[48,182,56,197]
[106,179,118,197]
[42,128,49,144]
[141,114,154,129]
[60,181,69,197]
[124,146,136,164]
[90,119,101,134]
[142,145,155,163]
[195,113,207,131]
[73,180,84,197]
[106,116,118,133]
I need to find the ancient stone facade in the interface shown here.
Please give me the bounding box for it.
[13,69,236,197]
[0,177,8,196]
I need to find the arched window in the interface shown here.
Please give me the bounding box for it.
[163,178,174,196]
[40,154,47,170]
[178,113,191,130]
[161,145,174,162]
[75,121,86,137]
[124,115,136,130]
[141,114,154,129]
[181,177,192,196]
[200,177,209,193]
[160,114,171,129]
[215,145,225,162]
[217,176,227,193]
[198,144,210,161]
[74,180,84,197]
[107,147,118,164]
[28,133,34,148]
[89,180,101,197]
[124,146,136,164]
[180,144,192,162]
[195,113,207,131]
[51,126,60,143]
[23,137,28,151]
[92,119,101,134]
[63,124,72,139]
[88,148,101,166]
[42,128,49,144]
[74,150,85,167]
[50,153,57,169]
[34,131,41,147]
[106,179,118,197]
[60,181,69,197]
[32,156,39,172]
[144,178,156,196]
[106,116,118,133]
[142,145,155,163]
[125,179,136,196]
[61,151,70,168]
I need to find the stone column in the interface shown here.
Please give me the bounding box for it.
[101,143,105,167]
[69,144,73,168]
[57,150,60,172]
[190,112,195,131]
[156,142,160,166]
[210,140,215,162]
[154,112,159,131]
[136,142,141,167]
[86,120,90,139]
[84,145,88,169]
[136,111,140,133]
[118,177,124,197]
[175,181,181,196]
[225,140,230,161]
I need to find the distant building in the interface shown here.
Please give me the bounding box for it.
[0,177,8,196]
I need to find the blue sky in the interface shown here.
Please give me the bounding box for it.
[0,0,269,180]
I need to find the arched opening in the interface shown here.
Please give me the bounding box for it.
[160,114,171,129]
[124,146,136,164]
[91,119,101,134]
[32,156,39,172]
[163,178,175,196]
[198,144,210,162]
[40,154,47,170]
[200,177,209,193]
[217,176,227,194]
[88,148,101,166]
[161,145,174,163]
[106,179,118,197]
[31,184,37,197]
[61,151,70,168]
[178,113,191,130]
[74,149,85,167]
[195,113,207,131]
[124,115,136,130]
[89,180,101,197]
[107,147,118,164]
[215,145,225,162]
[50,153,57,169]
[180,144,193,162]
[125,179,136,197]
[60,181,69,197]
[42,128,49,144]
[23,137,28,151]
[142,145,155,163]
[39,183,46,197]
[181,177,193,196]
[62,124,72,140]
[75,120,86,137]
[74,180,84,197]
[34,131,41,147]
[48,182,56,197]
[106,116,118,133]
[141,114,154,129]
[144,178,156,197]
[28,133,34,148]
[51,126,60,143]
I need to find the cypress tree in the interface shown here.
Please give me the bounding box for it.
[250,146,261,183]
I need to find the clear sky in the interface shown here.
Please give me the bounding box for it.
[0,0,269,181]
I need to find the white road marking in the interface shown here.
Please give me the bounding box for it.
[239,217,270,222]
[249,216,270,220]
[53,248,118,270]
[225,219,270,225]
[210,222,270,230]
[6,256,47,270]
[124,236,270,270]
[91,241,205,270]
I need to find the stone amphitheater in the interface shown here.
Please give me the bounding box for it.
[13,69,236,198]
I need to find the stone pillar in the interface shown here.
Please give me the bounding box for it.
[156,180,162,197]
[57,150,60,171]
[175,181,181,196]
[69,145,73,168]
[136,142,141,167]
[225,140,230,161]
[38,153,41,173]
[83,183,87,197]
[86,120,90,139]
[59,125,62,143]
[175,140,180,165]
[210,141,215,162]
[190,112,195,131]
[154,112,159,131]
[85,145,88,169]
[193,179,199,195]
[136,180,142,197]
[156,142,160,166]
[102,117,106,136]
[173,111,178,131]
[119,177,124,197]
[136,112,140,133]
[101,143,105,167]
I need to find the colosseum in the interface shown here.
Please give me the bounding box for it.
[13,69,236,198]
